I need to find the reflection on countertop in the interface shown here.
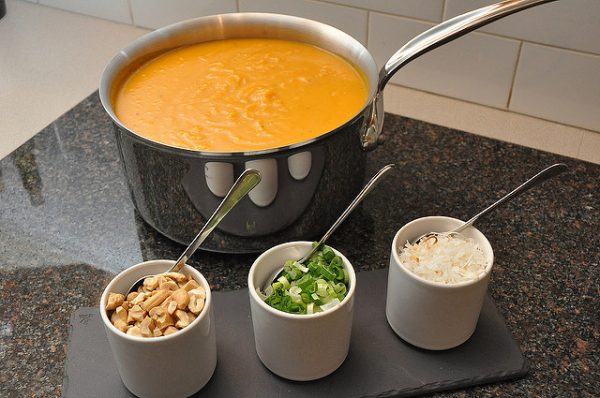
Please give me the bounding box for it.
[0,92,598,397]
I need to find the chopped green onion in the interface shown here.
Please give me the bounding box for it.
[318,265,336,281]
[277,275,290,290]
[333,282,346,294]
[320,298,341,311]
[316,279,328,297]
[322,246,335,262]
[296,261,309,273]
[256,288,268,301]
[258,244,351,315]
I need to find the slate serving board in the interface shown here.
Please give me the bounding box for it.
[62,269,527,397]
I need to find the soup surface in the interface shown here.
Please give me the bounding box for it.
[113,38,369,152]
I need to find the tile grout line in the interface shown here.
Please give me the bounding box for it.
[506,41,524,109]
[368,11,438,26]
[126,0,135,27]
[365,10,370,47]
[477,32,600,58]
[316,0,441,23]
[575,131,586,159]
[441,0,447,21]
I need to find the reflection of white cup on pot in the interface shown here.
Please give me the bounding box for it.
[386,216,494,350]
[99,260,217,398]
[245,158,278,207]
[248,241,356,381]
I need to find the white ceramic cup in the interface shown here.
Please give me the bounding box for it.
[248,241,356,381]
[99,260,217,398]
[386,216,494,350]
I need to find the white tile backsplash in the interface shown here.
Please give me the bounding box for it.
[510,43,600,132]
[20,0,600,139]
[369,13,520,108]
[39,0,131,24]
[445,0,600,55]
[239,0,368,44]
[323,0,444,22]
[130,0,237,30]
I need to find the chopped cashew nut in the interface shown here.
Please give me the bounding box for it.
[127,305,145,323]
[165,272,188,283]
[188,295,205,315]
[140,316,155,337]
[106,271,205,338]
[114,320,128,332]
[105,293,125,311]
[189,287,206,300]
[143,277,159,291]
[131,292,147,306]
[126,292,139,302]
[167,300,177,315]
[172,289,190,310]
[127,325,142,337]
[181,280,200,292]
[175,310,195,329]
[163,326,178,336]
[111,306,128,324]
[159,280,179,291]
[140,289,170,311]
[150,307,174,330]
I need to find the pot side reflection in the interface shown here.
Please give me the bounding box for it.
[116,114,367,252]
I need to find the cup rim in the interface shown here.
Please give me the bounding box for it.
[99,259,212,342]
[248,241,356,320]
[391,216,494,289]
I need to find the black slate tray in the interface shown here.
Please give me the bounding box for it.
[62,269,527,397]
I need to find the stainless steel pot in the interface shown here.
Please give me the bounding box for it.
[100,0,556,253]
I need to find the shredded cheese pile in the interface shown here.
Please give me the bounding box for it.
[398,233,489,284]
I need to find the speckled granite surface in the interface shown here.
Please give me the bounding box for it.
[0,92,598,397]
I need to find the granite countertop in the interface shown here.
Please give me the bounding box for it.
[0,92,598,397]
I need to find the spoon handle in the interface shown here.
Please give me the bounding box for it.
[298,164,395,263]
[454,163,567,233]
[170,169,262,272]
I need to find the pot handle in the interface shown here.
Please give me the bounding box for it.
[361,0,558,150]
[378,0,558,91]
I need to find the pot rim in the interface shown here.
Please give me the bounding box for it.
[99,12,379,158]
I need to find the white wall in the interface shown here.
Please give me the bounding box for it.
[20,0,600,134]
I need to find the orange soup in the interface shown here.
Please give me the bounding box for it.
[113,38,369,152]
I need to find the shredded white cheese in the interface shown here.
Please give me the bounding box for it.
[398,233,489,284]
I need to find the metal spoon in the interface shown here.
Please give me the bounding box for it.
[261,164,395,291]
[127,168,262,295]
[414,163,568,243]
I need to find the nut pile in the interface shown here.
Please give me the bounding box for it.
[105,272,206,338]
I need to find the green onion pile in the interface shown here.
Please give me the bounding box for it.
[257,244,350,315]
